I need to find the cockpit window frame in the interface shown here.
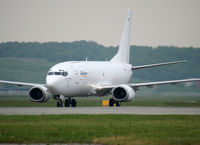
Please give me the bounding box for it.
[62,72,68,77]
[54,72,62,75]
[48,71,68,77]
[48,72,53,75]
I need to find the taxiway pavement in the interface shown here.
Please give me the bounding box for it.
[0,107,200,115]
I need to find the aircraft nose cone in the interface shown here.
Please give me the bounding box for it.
[46,78,60,95]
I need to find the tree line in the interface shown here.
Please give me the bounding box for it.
[0,40,200,81]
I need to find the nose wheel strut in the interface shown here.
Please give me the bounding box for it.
[56,98,63,107]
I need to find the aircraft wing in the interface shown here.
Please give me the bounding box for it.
[132,60,186,70]
[95,78,200,93]
[129,78,200,90]
[0,80,45,87]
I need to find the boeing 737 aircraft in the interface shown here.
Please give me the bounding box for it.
[0,9,200,107]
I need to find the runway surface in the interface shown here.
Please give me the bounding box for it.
[0,107,200,115]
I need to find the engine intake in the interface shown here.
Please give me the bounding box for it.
[112,85,135,102]
[29,86,51,103]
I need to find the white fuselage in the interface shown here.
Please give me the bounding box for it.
[46,61,132,97]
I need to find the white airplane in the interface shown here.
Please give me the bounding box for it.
[0,9,200,107]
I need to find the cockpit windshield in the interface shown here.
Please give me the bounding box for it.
[48,71,68,77]
[55,72,62,75]
[48,72,53,75]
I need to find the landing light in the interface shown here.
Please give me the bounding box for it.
[90,84,96,88]
[89,84,102,89]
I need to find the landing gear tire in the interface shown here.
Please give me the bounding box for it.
[116,101,121,107]
[65,99,70,107]
[109,99,115,107]
[109,99,121,107]
[64,97,77,107]
[71,99,77,107]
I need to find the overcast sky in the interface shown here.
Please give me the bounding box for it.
[0,0,200,47]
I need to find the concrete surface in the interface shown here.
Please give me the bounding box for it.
[0,107,200,115]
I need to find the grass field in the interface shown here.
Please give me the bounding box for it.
[0,96,200,145]
[0,115,200,145]
[0,95,200,107]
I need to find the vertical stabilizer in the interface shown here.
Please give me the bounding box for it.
[111,9,132,64]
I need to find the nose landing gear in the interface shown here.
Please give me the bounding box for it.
[57,99,63,107]
[55,95,63,107]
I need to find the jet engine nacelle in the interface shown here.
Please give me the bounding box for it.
[29,86,51,103]
[112,85,135,102]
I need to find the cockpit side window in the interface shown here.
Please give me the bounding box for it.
[48,72,53,75]
[62,72,68,77]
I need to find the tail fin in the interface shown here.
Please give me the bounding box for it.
[111,9,132,64]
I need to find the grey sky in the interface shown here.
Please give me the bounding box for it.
[0,0,200,47]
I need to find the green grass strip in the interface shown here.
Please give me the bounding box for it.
[1,96,200,107]
[0,115,200,145]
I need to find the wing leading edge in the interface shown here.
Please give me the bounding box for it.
[95,78,200,93]
[130,78,200,90]
[132,60,186,70]
[0,80,45,87]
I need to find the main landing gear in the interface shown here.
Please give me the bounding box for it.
[109,98,121,107]
[55,95,119,107]
[56,96,77,107]
[65,98,77,107]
